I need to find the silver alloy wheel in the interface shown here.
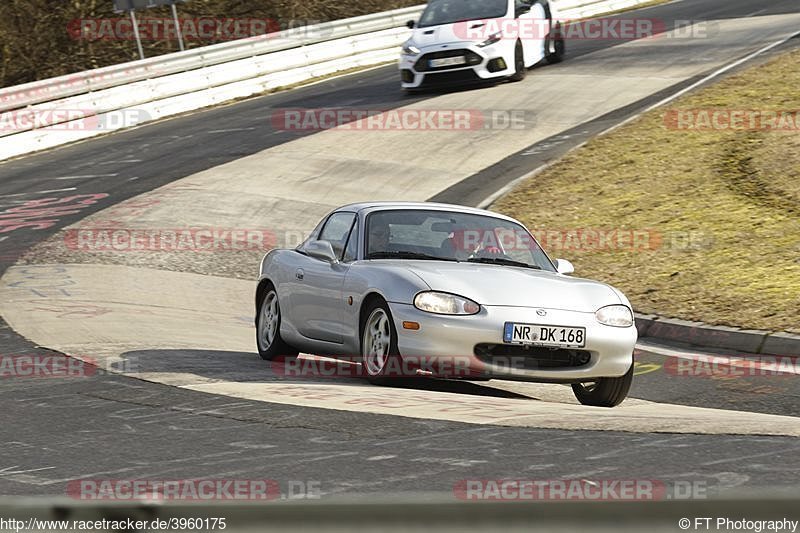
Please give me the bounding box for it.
[363,308,392,376]
[576,382,597,393]
[259,290,280,351]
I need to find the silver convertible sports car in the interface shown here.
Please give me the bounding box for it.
[256,202,637,407]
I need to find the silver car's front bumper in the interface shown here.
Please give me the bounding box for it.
[388,303,636,382]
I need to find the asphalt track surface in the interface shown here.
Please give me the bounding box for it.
[0,0,798,498]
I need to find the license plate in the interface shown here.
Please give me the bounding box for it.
[503,322,586,348]
[429,56,466,68]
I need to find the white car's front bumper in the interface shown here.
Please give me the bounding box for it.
[399,40,517,89]
[389,302,637,382]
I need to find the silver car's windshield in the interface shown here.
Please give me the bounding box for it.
[364,209,556,271]
[418,0,509,28]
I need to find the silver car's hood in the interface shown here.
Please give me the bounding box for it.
[394,261,621,312]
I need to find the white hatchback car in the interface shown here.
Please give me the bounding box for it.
[399,0,565,89]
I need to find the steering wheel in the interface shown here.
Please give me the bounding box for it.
[468,245,513,261]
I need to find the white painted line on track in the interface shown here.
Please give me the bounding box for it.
[54,174,118,180]
[477,163,550,209]
[207,128,256,134]
[33,188,77,194]
[0,188,85,199]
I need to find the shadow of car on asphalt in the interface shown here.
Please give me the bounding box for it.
[109,349,539,400]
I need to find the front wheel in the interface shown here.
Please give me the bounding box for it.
[572,363,633,407]
[508,41,526,82]
[256,284,298,361]
[361,299,401,385]
[545,24,565,64]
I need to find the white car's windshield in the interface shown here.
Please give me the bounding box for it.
[365,209,555,271]
[418,0,509,28]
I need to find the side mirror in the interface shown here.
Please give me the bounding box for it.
[554,258,574,275]
[304,240,339,263]
[406,20,416,29]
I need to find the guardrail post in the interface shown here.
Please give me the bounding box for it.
[170,2,186,52]
[130,10,145,60]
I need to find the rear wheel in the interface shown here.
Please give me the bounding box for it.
[509,41,526,82]
[256,284,298,361]
[572,363,633,407]
[361,299,401,385]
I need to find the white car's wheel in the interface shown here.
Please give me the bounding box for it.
[572,364,633,407]
[361,299,401,384]
[546,23,566,64]
[256,284,298,361]
[509,41,526,82]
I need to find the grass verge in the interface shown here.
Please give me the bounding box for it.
[494,47,800,333]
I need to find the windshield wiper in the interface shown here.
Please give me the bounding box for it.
[366,251,459,261]
[466,257,541,269]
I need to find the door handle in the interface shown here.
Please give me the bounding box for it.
[295,269,304,280]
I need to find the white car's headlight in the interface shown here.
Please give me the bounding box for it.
[477,32,502,47]
[402,42,421,55]
[595,305,634,327]
[414,291,480,315]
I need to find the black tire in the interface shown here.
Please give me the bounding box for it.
[256,283,298,361]
[571,363,633,407]
[545,23,565,64]
[509,41,526,82]
[360,298,402,385]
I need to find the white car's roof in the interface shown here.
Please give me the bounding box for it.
[337,201,521,224]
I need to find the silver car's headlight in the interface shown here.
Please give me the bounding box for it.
[596,305,634,327]
[402,43,421,56]
[414,291,480,315]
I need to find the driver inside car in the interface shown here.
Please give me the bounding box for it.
[367,222,391,255]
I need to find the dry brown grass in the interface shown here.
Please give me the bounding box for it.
[494,48,800,333]
[0,0,419,87]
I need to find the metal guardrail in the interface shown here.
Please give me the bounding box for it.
[0,6,426,113]
[566,0,660,18]
[0,0,657,161]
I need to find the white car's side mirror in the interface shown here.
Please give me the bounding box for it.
[554,258,574,274]
[304,240,339,264]
[406,20,416,29]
